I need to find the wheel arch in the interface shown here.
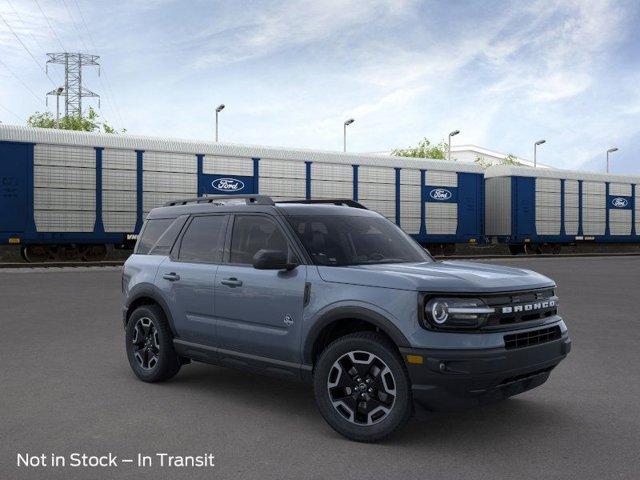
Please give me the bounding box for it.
[124,284,177,337]
[303,306,411,366]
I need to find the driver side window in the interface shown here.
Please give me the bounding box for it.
[229,215,291,265]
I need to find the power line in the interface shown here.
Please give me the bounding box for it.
[60,0,90,52]
[0,56,46,105]
[69,0,125,128]
[4,0,65,85]
[33,0,66,52]
[0,12,57,87]
[0,102,25,122]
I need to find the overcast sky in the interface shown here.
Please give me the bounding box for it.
[1,0,639,173]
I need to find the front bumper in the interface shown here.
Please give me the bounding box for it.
[400,332,571,411]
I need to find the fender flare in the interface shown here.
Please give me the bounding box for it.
[302,305,411,364]
[124,283,178,336]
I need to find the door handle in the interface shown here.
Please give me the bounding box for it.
[162,272,181,281]
[221,277,243,287]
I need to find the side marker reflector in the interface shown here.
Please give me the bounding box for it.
[406,354,423,365]
[8,237,20,244]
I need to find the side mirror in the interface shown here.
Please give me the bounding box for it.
[252,249,297,270]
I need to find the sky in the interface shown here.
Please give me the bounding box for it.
[0,0,639,174]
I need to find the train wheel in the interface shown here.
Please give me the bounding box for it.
[80,244,107,262]
[552,244,562,255]
[22,245,50,263]
[58,245,81,261]
[424,244,441,256]
[538,244,553,255]
[442,243,456,256]
[508,244,525,255]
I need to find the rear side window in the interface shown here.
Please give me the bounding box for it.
[229,215,290,264]
[149,215,188,256]
[178,215,228,263]
[135,218,174,254]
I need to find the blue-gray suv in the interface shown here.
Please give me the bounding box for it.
[122,195,570,442]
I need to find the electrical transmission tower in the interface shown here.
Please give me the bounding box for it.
[46,53,100,118]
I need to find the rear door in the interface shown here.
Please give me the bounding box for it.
[214,214,307,364]
[157,214,229,346]
[0,142,29,233]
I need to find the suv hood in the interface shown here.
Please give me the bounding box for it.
[317,260,555,293]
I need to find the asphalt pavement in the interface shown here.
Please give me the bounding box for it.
[1,256,639,479]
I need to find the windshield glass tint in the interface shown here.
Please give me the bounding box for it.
[287,214,432,266]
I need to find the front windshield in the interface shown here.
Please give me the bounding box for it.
[286,214,432,266]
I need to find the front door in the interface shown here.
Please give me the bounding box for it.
[157,214,229,346]
[214,214,306,364]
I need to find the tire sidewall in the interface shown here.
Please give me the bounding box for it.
[125,305,179,382]
[313,334,412,442]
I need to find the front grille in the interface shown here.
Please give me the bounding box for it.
[482,288,558,328]
[504,326,561,350]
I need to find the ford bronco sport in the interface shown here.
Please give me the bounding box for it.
[122,195,570,442]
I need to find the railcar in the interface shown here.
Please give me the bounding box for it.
[485,165,640,254]
[0,125,484,261]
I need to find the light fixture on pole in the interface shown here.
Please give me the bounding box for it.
[533,139,546,167]
[343,118,355,152]
[215,104,225,142]
[448,130,460,161]
[606,147,618,173]
[46,86,65,128]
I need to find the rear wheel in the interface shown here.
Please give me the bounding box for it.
[125,305,181,382]
[313,332,412,442]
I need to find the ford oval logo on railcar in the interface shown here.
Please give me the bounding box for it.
[611,197,629,208]
[429,188,453,201]
[211,178,245,192]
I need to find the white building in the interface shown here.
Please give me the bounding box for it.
[368,145,552,169]
[450,145,551,169]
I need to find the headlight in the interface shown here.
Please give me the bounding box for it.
[424,297,494,329]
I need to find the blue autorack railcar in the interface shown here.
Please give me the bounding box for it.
[485,165,640,254]
[0,125,484,261]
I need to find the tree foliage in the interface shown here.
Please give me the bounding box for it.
[27,107,125,133]
[391,138,450,160]
[474,153,523,169]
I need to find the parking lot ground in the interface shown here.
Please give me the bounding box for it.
[1,256,639,480]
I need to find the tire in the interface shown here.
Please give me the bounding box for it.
[125,305,181,383]
[313,332,412,442]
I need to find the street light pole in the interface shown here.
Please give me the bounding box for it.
[343,118,355,152]
[215,104,225,142]
[606,147,618,173]
[534,139,546,167]
[55,87,64,128]
[448,130,460,161]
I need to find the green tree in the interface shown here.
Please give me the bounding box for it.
[474,153,523,169]
[503,153,522,165]
[27,107,125,133]
[392,138,450,160]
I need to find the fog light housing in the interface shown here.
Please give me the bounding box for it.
[424,297,494,329]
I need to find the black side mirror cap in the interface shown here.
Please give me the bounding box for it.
[252,249,297,270]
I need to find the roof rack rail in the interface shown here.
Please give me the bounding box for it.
[276,199,368,209]
[164,194,275,207]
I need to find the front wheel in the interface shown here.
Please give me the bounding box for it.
[313,332,412,442]
[125,305,181,382]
